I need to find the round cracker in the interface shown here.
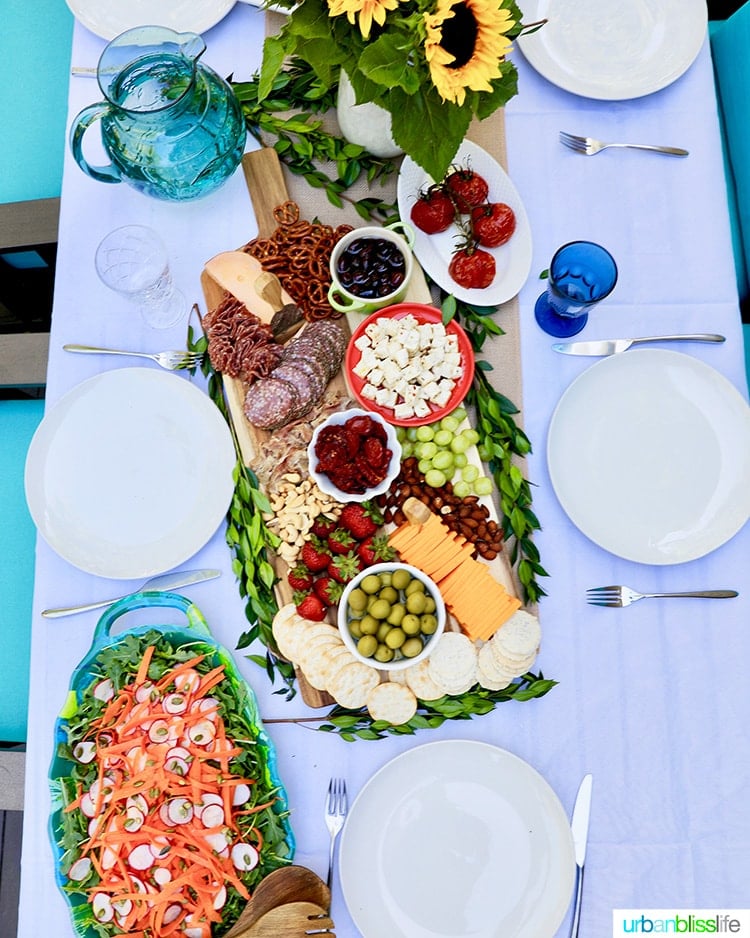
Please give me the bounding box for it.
[492,610,541,660]
[366,682,418,726]
[303,643,351,691]
[404,659,446,701]
[476,663,512,692]
[323,647,360,691]
[478,642,520,682]
[428,632,477,686]
[328,661,380,709]
[272,607,305,661]
[435,669,478,697]
[490,646,537,677]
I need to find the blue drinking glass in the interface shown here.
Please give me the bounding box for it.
[534,241,618,338]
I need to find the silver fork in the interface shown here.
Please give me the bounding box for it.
[63,343,203,371]
[587,586,738,607]
[560,131,689,158]
[324,778,347,891]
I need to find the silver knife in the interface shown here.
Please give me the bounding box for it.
[41,569,221,618]
[553,333,725,356]
[569,773,593,938]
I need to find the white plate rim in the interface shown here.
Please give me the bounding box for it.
[65,0,237,40]
[397,139,533,306]
[339,739,575,938]
[516,0,707,101]
[547,349,750,565]
[24,367,236,579]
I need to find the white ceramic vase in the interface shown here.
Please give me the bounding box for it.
[336,71,404,158]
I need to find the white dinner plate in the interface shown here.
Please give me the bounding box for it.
[25,368,236,579]
[339,740,575,938]
[65,0,237,40]
[516,0,707,100]
[547,350,750,565]
[397,140,533,306]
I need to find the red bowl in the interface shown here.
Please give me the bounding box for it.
[345,303,475,427]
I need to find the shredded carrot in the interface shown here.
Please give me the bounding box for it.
[135,644,156,686]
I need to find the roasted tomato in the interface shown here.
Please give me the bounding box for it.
[471,202,517,248]
[445,167,489,213]
[448,246,496,289]
[410,187,456,234]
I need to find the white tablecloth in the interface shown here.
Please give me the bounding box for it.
[18,7,750,937]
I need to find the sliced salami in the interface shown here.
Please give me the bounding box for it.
[278,355,327,401]
[244,377,302,430]
[272,363,316,414]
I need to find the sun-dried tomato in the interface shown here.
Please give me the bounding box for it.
[313,413,393,494]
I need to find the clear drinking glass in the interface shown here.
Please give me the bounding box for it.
[95,225,187,329]
[534,241,618,338]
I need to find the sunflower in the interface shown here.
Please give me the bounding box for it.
[327,0,404,40]
[423,0,514,106]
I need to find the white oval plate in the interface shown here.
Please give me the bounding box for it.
[397,139,533,306]
[65,0,236,40]
[547,349,750,564]
[516,0,707,101]
[25,368,236,579]
[340,740,575,938]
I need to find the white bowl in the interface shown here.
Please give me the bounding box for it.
[307,408,401,503]
[338,562,446,672]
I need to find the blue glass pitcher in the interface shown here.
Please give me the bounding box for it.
[70,26,246,201]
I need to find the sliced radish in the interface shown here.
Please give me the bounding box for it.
[92,893,114,923]
[93,679,114,702]
[129,875,147,893]
[90,777,115,804]
[231,842,259,872]
[212,885,227,910]
[123,806,145,832]
[87,816,103,837]
[68,857,92,881]
[126,794,149,816]
[165,756,190,776]
[152,866,172,886]
[128,843,156,871]
[183,927,209,938]
[167,798,194,825]
[200,792,223,808]
[73,740,97,764]
[196,697,219,718]
[101,846,119,871]
[112,897,133,917]
[199,804,224,829]
[148,719,171,743]
[159,803,174,826]
[163,903,183,925]
[174,669,201,694]
[163,693,188,714]
[203,831,229,857]
[149,836,170,860]
[187,721,216,745]
[166,745,191,762]
[135,681,157,703]
[232,783,251,806]
[79,792,97,818]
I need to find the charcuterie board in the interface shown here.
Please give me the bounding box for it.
[201,148,523,712]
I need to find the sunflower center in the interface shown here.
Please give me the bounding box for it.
[439,3,478,69]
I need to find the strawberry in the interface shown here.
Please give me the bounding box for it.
[445,166,489,213]
[471,201,516,248]
[313,576,343,606]
[357,534,395,567]
[328,551,363,584]
[410,186,456,234]
[327,527,355,555]
[449,244,496,289]
[294,591,327,621]
[339,502,382,540]
[287,564,313,592]
[300,537,331,572]
[311,513,338,539]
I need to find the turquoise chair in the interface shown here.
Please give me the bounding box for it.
[710,6,750,384]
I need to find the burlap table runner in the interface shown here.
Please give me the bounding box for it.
[263,13,524,420]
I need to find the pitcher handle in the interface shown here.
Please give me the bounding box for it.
[69,102,122,184]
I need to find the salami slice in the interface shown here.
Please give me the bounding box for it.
[272,363,316,414]
[244,377,302,430]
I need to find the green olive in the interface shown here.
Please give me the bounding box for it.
[360,574,381,594]
[347,588,368,612]
[374,644,395,663]
[391,568,411,591]
[348,619,363,640]
[369,598,392,620]
[379,572,393,588]
[406,591,427,615]
[387,603,406,626]
[378,586,398,605]
[376,622,392,642]
[385,628,406,650]
[405,578,426,596]
[357,635,378,658]
[359,614,379,636]
[401,613,420,635]
[402,637,424,658]
[420,614,438,635]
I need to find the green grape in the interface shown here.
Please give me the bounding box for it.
[415,425,434,442]
[453,480,471,498]
[396,426,407,442]
[453,452,468,469]
[464,428,480,446]
[432,450,454,472]
[461,464,480,484]
[401,441,414,459]
[406,427,419,442]
[417,458,432,475]
[424,468,447,488]
[450,434,472,455]
[451,406,467,423]
[433,428,452,448]
[439,415,460,433]
[415,441,438,460]
[474,476,493,496]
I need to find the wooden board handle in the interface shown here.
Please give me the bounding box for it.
[242,149,290,239]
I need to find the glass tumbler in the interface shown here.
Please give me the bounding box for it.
[95,225,187,329]
[534,241,618,338]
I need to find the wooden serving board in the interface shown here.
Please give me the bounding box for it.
[201,147,518,708]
